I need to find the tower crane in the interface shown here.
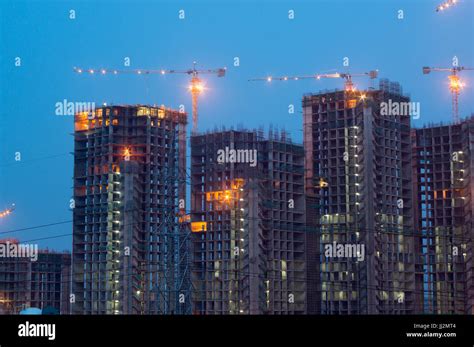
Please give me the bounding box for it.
[73,61,226,134]
[249,70,378,92]
[423,65,473,124]
[250,69,378,191]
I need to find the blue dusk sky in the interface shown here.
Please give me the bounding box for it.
[0,0,473,251]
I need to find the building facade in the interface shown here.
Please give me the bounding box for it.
[0,239,71,315]
[190,129,306,314]
[412,116,474,314]
[303,87,416,314]
[73,105,189,314]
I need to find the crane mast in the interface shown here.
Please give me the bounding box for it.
[423,66,473,124]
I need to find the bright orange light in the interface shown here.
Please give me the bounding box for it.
[191,221,207,232]
[360,94,367,101]
[189,82,204,92]
[345,85,357,92]
[124,147,131,160]
[205,180,245,203]
[449,75,462,92]
[318,178,329,188]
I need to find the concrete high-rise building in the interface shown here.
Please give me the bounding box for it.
[190,128,306,314]
[412,116,474,314]
[0,239,71,315]
[73,105,190,314]
[303,87,416,314]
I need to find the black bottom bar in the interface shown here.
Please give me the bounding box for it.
[1,315,473,346]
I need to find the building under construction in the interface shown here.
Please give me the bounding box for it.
[190,128,306,314]
[73,105,190,314]
[303,84,416,314]
[0,239,71,314]
[412,115,474,314]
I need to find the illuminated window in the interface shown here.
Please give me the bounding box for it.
[281,260,287,280]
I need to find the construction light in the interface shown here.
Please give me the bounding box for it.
[189,82,204,92]
[0,205,15,219]
[124,147,131,161]
[223,192,231,201]
[449,75,462,91]
[436,0,459,12]
[267,76,272,82]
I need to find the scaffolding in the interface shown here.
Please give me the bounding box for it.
[73,105,192,314]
